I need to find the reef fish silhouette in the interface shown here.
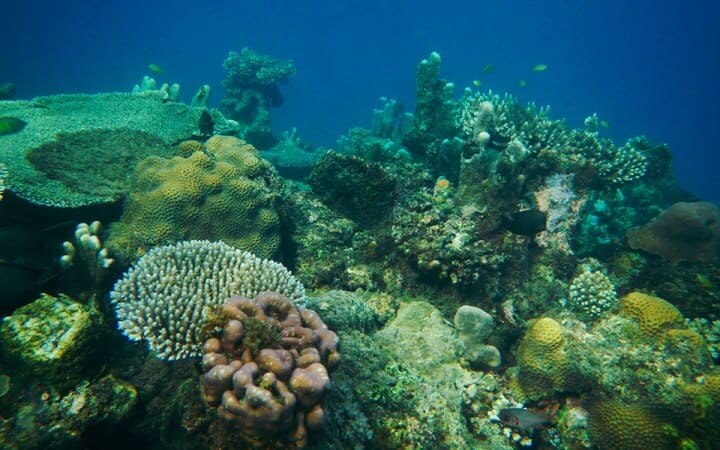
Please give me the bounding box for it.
[498,408,553,432]
[503,209,547,236]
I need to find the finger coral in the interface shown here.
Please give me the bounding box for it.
[201,292,339,449]
[110,240,305,360]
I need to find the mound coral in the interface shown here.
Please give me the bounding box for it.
[619,292,684,339]
[107,135,281,262]
[627,201,720,263]
[110,240,305,360]
[515,317,572,400]
[201,292,339,449]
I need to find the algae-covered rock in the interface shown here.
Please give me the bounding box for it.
[0,293,101,385]
[0,92,232,207]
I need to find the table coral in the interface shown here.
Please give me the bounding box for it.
[200,292,339,449]
[107,135,282,263]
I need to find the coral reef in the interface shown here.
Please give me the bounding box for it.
[619,291,685,339]
[0,92,234,207]
[627,201,720,263]
[200,292,339,449]
[110,240,305,360]
[0,162,6,201]
[308,151,397,224]
[220,48,296,149]
[107,136,282,262]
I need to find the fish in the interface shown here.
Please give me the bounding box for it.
[0,116,26,135]
[532,64,548,72]
[148,63,164,74]
[518,79,527,88]
[498,408,553,432]
[483,64,495,73]
[198,110,214,135]
[473,80,483,88]
[696,274,713,290]
[600,120,611,129]
[503,209,547,236]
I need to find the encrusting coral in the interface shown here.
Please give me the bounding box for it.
[110,240,305,360]
[201,292,339,449]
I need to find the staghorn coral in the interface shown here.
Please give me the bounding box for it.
[619,291,685,339]
[107,135,281,263]
[110,240,305,361]
[514,317,572,401]
[200,292,339,449]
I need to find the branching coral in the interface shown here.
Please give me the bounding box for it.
[110,240,305,360]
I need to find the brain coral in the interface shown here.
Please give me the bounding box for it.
[586,397,677,450]
[619,292,684,339]
[108,135,281,262]
[110,240,305,360]
[515,317,572,400]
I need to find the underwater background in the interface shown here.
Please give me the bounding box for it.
[2,0,719,203]
[1,1,720,450]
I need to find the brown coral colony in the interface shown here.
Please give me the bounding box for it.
[201,292,339,446]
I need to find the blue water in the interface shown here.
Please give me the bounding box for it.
[3,0,719,203]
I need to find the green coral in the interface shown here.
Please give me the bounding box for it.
[107,136,282,263]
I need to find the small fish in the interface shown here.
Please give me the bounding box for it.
[148,63,164,74]
[600,120,611,129]
[503,209,547,236]
[498,408,553,432]
[483,64,495,73]
[473,80,483,88]
[696,274,713,290]
[518,79,527,88]
[532,64,548,72]
[0,116,26,135]
[198,110,214,135]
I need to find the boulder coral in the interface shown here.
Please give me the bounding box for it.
[619,292,684,339]
[107,135,282,263]
[201,292,339,449]
[627,201,720,263]
[514,317,572,401]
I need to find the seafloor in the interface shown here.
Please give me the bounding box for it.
[0,49,718,450]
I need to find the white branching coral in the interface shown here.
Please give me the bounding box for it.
[596,138,647,185]
[110,240,305,360]
[567,262,618,321]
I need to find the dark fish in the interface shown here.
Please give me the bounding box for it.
[498,408,553,431]
[504,209,547,236]
[0,116,26,135]
[199,110,214,135]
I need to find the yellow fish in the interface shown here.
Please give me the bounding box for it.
[531,64,548,72]
[696,274,713,290]
[472,80,483,87]
[518,80,527,88]
[483,64,495,73]
[148,63,164,74]
[600,120,611,129]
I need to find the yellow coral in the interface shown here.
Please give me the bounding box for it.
[619,292,684,339]
[107,136,280,262]
[515,317,571,400]
[176,140,205,157]
[587,397,677,450]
